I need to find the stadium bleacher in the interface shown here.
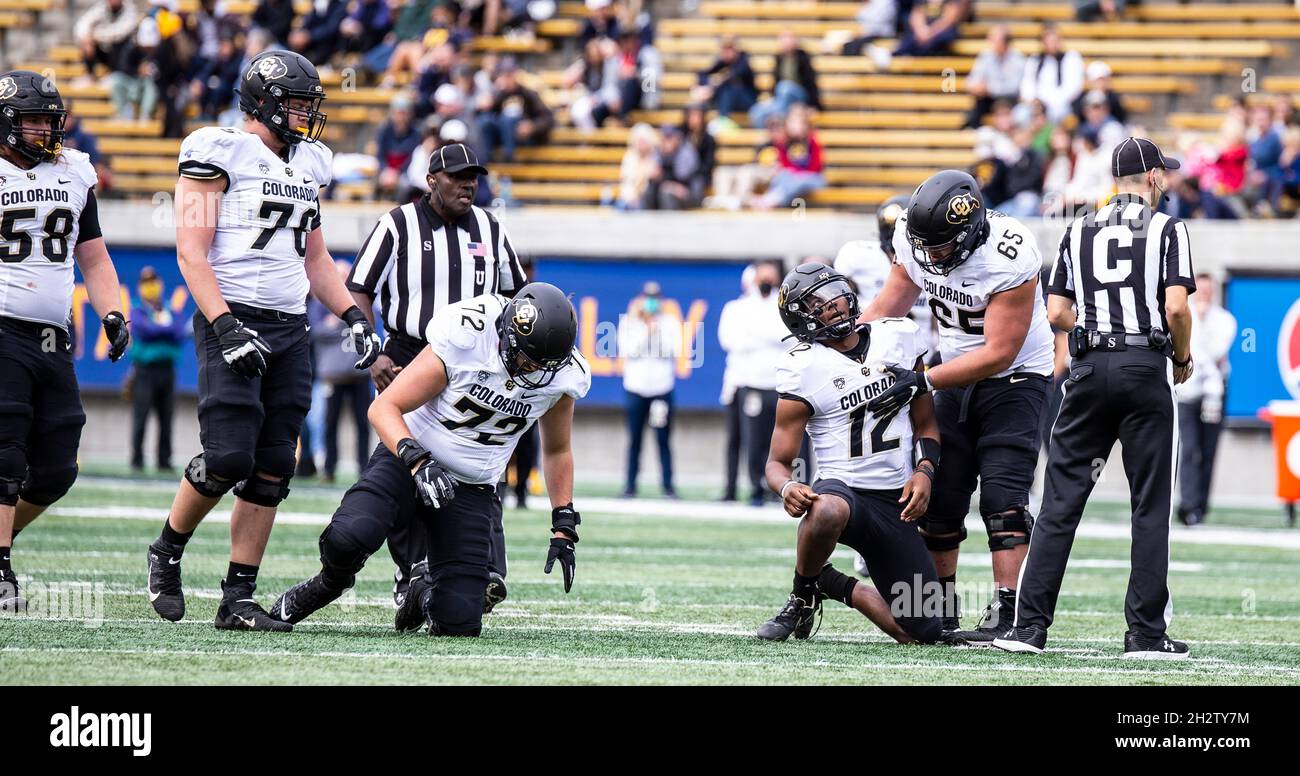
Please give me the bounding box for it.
[17,0,1300,209]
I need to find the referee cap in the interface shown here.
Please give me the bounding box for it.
[428,143,488,176]
[1112,136,1180,177]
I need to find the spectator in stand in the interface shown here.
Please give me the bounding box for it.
[607,28,662,122]
[196,30,244,119]
[620,281,680,499]
[643,125,703,210]
[1072,60,1127,126]
[1193,118,1250,219]
[252,0,297,46]
[144,1,193,138]
[974,98,1020,166]
[698,36,758,118]
[1272,94,1296,133]
[1040,124,1075,216]
[580,0,620,44]
[75,0,140,85]
[433,82,480,148]
[840,0,899,56]
[1021,22,1085,124]
[566,37,616,131]
[751,104,825,209]
[61,103,112,191]
[110,23,161,121]
[682,103,716,189]
[128,267,187,473]
[1079,89,1126,152]
[1064,126,1113,210]
[375,93,422,198]
[616,122,658,210]
[186,0,224,88]
[478,57,554,161]
[374,0,440,82]
[289,0,349,65]
[1278,125,1300,204]
[964,24,1024,128]
[708,113,783,210]
[340,0,394,57]
[749,30,821,128]
[868,0,971,68]
[1075,0,1126,22]
[413,42,457,118]
[1246,103,1284,213]
[988,125,1046,218]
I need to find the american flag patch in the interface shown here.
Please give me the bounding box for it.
[466,242,487,257]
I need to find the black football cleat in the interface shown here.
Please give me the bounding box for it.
[270,572,352,624]
[992,624,1048,654]
[1123,632,1190,660]
[394,570,434,633]
[146,540,186,622]
[214,582,292,632]
[0,569,27,614]
[756,593,822,641]
[393,559,428,608]
[968,586,1018,644]
[484,571,508,614]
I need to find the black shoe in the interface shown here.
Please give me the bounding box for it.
[146,540,186,622]
[0,569,26,614]
[214,582,292,632]
[968,586,1018,643]
[992,624,1048,654]
[1123,632,1190,660]
[394,559,427,608]
[484,571,508,614]
[394,568,434,632]
[270,572,351,624]
[756,593,822,641]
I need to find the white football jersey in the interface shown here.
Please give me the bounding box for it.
[403,294,591,484]
[178,126,334,314]
[776,318,925,490]
[0,148,97,329]
[892,212,1054,376]
[834,239,934,355]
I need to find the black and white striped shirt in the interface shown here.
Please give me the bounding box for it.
[346,198,527,342]
[1048,193,1196,336]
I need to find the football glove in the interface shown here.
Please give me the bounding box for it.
[398,438,457,508]
[102,311,130,362]
[342,306,382,370]
[212,312,271,378]
[544,537,576,593]
[866,364,930,418]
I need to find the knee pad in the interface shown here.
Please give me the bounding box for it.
[0,474,20,507]
[318,524,370,578]
[233,472,292,508]
[254,445,299,480]
[185,452,252,498]
[20,465,78,506]
[984,506,1034,552]
[920,524,967,553]
[426,563,488,637]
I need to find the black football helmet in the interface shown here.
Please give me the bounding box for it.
[905,169,988,275]
[497,282,577,389]
[777,263,860,343]
[876,194,910,261]
[237,50,327,145]
[0,70,66,164]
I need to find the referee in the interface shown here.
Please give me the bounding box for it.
[994,137,1196,659]
[271,143,527,618]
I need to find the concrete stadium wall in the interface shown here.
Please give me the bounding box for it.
[89,203,1298,508]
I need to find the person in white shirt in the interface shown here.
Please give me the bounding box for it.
[1175,272,1237,526]
[717,265,756,501]
[717,261,790,506]
[621,281,680,498]
[1020,23,1084,124]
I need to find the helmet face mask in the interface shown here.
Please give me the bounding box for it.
[779,267,861,344]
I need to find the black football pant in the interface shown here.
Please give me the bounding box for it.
[1015,348,1177,638]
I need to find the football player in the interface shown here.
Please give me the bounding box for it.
[757,263,943,644]
[269,282,589,637]
[145,51,381,631]
[0,71,130,612]
[861,170,1055,642]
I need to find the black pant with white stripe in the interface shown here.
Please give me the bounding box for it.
[1015,347,1177,639]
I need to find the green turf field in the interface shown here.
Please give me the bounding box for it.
[3,473,1299,685]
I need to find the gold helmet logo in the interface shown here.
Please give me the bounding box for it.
[513,300,538,335]
[946,193,980,225]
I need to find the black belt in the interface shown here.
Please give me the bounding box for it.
[225,301,307,323]
[1070,328,1172,357]
[0,315,71,347]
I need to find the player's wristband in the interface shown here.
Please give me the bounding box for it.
[1172,353,1192,368]
[551,504,581,542]
[913,437,941,470]
[778,480,799,500]
[396,437,432,470]
[915,462,936,482]
[342,305,368,328]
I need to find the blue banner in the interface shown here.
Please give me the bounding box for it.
[73,249,753,409]
[1223,274,1300,420]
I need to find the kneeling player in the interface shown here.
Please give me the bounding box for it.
[757,264,943,644]
[270,282,589,636]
